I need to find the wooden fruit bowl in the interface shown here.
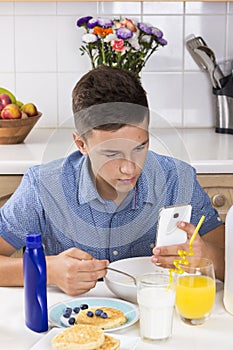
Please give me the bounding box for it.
[0,112,42,144]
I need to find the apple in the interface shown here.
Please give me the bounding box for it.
[0,93,12,112]
[1,104,22,119]
[21,103,38,117]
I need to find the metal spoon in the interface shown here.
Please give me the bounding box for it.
[194,48,218,88]
[197,45,216,62]
[106,267,137,285]
[197,45,224,88]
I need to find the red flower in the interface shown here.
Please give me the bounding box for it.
[111,39,126,52]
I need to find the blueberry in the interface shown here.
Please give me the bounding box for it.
[80,304,89,310]
[68,317,76,325]
[65,307,72,315]
[86,311,94,317]
[63,312,71,318]
[100,312,108,319]
[95,309,103,317]
[73,307,80,314]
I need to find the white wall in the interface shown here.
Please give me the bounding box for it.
[0,1,233,129]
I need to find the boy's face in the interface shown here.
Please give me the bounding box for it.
[74,119,149,201]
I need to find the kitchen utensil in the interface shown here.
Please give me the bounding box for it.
[186,35,208,70]
[197,45,215,62]
[106,267,137,285]
[214,65,225,89]
[196,45,224,88]
[194,48,218,88]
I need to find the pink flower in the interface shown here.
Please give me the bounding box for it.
[114,21,123,29]
[122,18,137,32]
[111,39,126,52]
[114,18,137,33]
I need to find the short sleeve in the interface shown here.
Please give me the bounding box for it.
[190,173,223,235]
[0,167,45,249]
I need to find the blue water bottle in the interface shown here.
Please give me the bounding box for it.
[23,232,48,332]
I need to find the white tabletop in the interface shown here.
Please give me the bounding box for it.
[1,281,233,350]
[0,127,233,174]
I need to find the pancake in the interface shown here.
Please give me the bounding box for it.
[51,324,105,350]
[75,307,127,329]
[97,334,120,350]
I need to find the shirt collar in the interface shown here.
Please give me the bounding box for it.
[78,156,104,204]
[77,152,154,208]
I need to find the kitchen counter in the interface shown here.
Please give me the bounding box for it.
[0,127,233,174]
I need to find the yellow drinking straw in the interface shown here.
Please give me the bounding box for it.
[189,215,206,254]
[168,215,206,283]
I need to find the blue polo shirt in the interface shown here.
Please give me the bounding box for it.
[0,150,222,261]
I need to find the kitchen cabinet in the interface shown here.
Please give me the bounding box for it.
[197,174,233,222]
[0,175,23,257]
[0,175,22,208]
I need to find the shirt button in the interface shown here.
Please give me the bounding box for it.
[217,217,221,222]
[150,243,155,249]
[113,250,119,256]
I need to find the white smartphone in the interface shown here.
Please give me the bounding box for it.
[155,204,192,247]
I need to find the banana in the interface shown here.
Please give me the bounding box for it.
[16,100,23,108]
[0,87,16,104]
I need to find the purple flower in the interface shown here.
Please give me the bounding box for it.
[116,27,133,40]
[77,16,93,27]
[157,37,168,46]
[87,18,99,29]
[151,27,163,39]
[137,22,152,35]
[98,18,113,28]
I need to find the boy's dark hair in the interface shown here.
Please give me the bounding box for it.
[72,66,149,136]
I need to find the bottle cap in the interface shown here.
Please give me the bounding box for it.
[26,233,42,248]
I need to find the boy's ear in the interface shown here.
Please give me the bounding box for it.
[73,132,88,155]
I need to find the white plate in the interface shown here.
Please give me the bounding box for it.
[49,297,139,332]
[30,328,140,350]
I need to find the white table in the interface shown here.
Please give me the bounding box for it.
[1,281,233,349]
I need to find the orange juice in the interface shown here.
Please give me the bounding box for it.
[176,275,216,319]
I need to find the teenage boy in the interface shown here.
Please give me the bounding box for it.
[0,66,224,295]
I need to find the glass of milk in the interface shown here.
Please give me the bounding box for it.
[137,272,176,341]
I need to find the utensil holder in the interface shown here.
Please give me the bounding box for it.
[215,95,233,134]
[213,72,233,135]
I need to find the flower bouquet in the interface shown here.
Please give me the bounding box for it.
[76,16,167,77]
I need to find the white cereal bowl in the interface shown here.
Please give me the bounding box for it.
[104,256,166,304]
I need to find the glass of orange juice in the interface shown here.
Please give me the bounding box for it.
[175,257,216,325]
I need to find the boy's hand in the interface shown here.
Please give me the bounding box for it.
[47,248,109,295]
[151,221,206,268]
